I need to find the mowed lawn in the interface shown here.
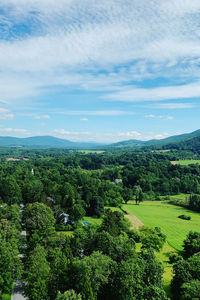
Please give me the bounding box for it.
[123,201,200,251]
[171,159,200,166]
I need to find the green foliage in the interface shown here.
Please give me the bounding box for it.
[178,214,191,220]
[56,290,82,300]
[183,231,200,258]
[180,280,200,300]
[140,226,166,252]
[70,204,85,223]
[71,251,116,297]
[172,252,200,299]
[99,209,130,237]
[23,202,55,247]
[113,249,165,300]
[189,194,200,212]
[25,245,50,300]
[0,219,21,294]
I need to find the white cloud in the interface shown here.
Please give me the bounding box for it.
[35,114,50,119]
[145,114,173,120]
[59,110,135,116]
[80,118,88,121]
[53,129,90,136]
[51,128,173,142]
[0,107,14,120]
[1,0,200,103]
[149,103,196,109]
[145,114,155,118]
[105,81,200,102]
[166,116,174,120]
[0,126,28,135]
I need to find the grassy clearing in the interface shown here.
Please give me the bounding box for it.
[77,150,105,154]
[155,242,174,297]
[171,159,200,165]
[83,216,102,225]
[123,201,200,251]
[105,206,123,213]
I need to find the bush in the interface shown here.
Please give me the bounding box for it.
[169,253,182,264]
[55,224,73,231]
[178,215,191,220]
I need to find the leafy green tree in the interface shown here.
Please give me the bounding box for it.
[172,252,200,299]
[122,187,133,204]
[70,204,85,223]
[0,176,22,204]
[183,231,200,258]
[25,245,50,300]
[56,290,82,300]
[48,247,69,299]
[142,286,167,300]
[23,178,44,203]
[113,251,165,300]
[71,251,116,298]
[133,185,143,205]
[100,209,130,237]
[140,226,166,252]
[23,202,55,240]
[0,219,21,294]
[91,231,135,262]
[180,280,200,300]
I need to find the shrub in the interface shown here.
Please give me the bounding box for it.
[169,253,182,264]
[178,215,191,220]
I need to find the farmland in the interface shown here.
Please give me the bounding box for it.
[123,201,200,251]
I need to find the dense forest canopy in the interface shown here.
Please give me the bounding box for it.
[1,148,200,299]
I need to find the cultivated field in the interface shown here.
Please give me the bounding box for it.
[123,201,200,251]
[171,159,200,165]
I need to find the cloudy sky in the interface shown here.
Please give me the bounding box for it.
[0,0,200,142]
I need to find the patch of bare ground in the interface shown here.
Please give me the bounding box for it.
[126,214,144,229]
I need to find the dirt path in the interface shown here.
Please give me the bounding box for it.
[125,213,144,229]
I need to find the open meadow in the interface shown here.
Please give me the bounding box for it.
[123,201,200,251]
[171,159,200,165]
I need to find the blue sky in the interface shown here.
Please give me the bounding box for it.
[0,0,200,142]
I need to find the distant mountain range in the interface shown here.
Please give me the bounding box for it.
[107,129,200,150]
[0,136,103,149]
[0,129,200,150]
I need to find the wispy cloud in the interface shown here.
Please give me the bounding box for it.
[105,82,200,102]
[80,118,88,121]
[59,110,135,116]
[0,108,14,120]
[52,128,171,142]
[0,126,28,135]
[1,0,200,103]
[145,114,173,120]
[35,114,50,119]
[149,103,196,109]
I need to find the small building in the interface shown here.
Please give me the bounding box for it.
[58,213,70,224]
[115,179,122,184]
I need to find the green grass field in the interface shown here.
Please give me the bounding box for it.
[171,159,200,165]
[123,201,200,251]
[83,216,102,225]
[77,150,105,154]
